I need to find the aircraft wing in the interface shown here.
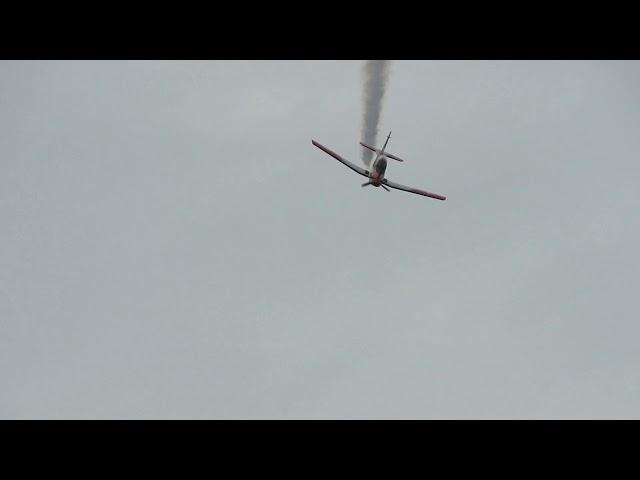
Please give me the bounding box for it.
[312,140,369,178]
[382,178,446,201]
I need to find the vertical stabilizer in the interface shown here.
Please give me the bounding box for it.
[381,131,392,153]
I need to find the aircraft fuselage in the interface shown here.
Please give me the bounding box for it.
[369,154,387,186]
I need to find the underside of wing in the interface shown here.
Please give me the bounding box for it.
[312,140,369,178]
[383,178,446,201]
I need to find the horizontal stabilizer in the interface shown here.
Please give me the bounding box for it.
[359,142,377,153]
[360,142,404,162]
[385,152,404,162]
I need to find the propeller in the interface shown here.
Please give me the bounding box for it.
[362,181,391,192]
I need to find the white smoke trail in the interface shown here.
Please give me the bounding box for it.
[360,60,391,166]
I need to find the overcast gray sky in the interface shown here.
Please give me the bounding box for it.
[1,60,639,419]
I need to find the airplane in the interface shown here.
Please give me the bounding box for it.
[311,131,446,201]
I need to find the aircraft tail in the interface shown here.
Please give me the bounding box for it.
[360,131,404,161]
[359,142,377,153]
[381,131,391,153]
[385,152,404,162]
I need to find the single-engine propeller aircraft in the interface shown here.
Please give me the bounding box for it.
[311,131,446,201]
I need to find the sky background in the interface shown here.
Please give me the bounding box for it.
[1,60,639,419]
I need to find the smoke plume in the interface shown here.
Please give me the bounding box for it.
[360,60,391,166]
